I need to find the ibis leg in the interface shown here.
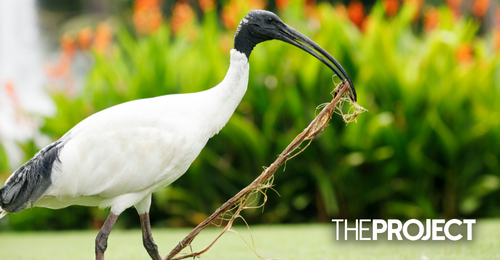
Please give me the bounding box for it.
[95,212,119,260]
[140,213,162,260]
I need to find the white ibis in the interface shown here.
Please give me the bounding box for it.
[0,10,356,260]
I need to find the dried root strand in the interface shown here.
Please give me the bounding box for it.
[165,81,365,260]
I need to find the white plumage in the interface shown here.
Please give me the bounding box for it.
[24,49,248,215]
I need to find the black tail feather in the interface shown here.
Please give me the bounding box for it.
[0,140,63,214]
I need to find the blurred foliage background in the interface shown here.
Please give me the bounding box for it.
[1,0,500,231]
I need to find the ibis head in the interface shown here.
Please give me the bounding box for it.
[234,10,357,102]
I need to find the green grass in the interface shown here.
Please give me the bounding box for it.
[1,220,499,259]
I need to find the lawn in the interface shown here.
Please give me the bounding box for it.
[0,220,499,260]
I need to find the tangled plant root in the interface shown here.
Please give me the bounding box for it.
[165,81,366,260]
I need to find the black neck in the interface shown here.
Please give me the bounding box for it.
[234,24,260,59]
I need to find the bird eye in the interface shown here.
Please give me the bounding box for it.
[267,17,273,23]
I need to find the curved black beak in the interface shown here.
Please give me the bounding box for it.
[277,24,357,102]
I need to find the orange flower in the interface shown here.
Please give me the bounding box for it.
[444,0,461,19]
[198,0,214,12]
[222,0,267,29]
[497,7,500,26]
[303,0,315,7]
[133,0,163,35]
[383,0,399,16]
[456,44,473,64]
[304,0,318,19]
[424,7,439,32]
[171,1,195,34]
[77,27,93,50]
[494,29,500,53]
[276,0,290,10]
[60,33,76,57]
[250,0,266,10]
[94,23,113,54]
[360,17,370,32]
[348,1,364,29]
[4,80,20,107]
[135,0,158,10]
[472,0,490,18]
[45,47,75,93]
[222,1,242,29]
[334,4,348,20]
[451,8,461,19]
[45,54,72,78]
[445,0,462,9]
[46,33,76,87]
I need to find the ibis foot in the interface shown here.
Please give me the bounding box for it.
[95,212,119,260]
[140,213,162,260]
